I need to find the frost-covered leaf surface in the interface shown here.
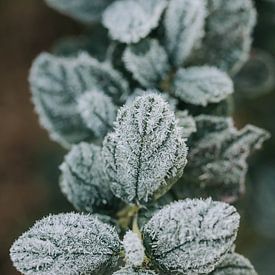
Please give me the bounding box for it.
[123,39,170,88]
[200,0,256,74]
[60,143,116,212]
[10,213,121,275]
[30,53,128,147]
[78,90,117,138]
[113,267,157,275]
[143,199,240,274]
[103,94,187,204]
[176,111,197,138]
[123,231,145,267]
[172,66,234,106]
[210,253,257,275]
[179,115,270,202]
[164,0,206,66]
[45,0,114,23]
[103,0,168,43]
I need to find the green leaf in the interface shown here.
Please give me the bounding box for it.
[143,199,240,274]
[103,93,188,204]
[103,0,168,43]
[123,39,170,88]
[164,0,206,66]
[60,143,118,213]
[172,66,234,106]
[10,213,122,275]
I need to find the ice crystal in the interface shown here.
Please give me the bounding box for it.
[113,267,157,275]
[176,111,197,138]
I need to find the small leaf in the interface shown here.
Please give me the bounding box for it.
[210,253,257,275]
[103,93,188,204]
[123,231,145,267]
[113,267,157,275]
[123,39,170,88]
[10,213,122,275]
[200,0,256,75]
[164,0,206,66]
[45,0,114,23]
[176,111,197,138]
[177,115,270,202]
[78,90,117,138]
[103,0,168,43]
[143,198,240,274]
[30,53,128,147]
[172,66,234,106]
[60,143,117,213]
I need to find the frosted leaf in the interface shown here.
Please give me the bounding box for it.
[10,213,122,275]
[123,39,170,88]
[172,66,234,106]
[103,94,188,204]
[176,111,197,138]
[143,199,240,274]
[77,91,117,138]
[164,0,206,67]
[113,267,157,275]
[200,0,256,75]
[30,53,128,147]
[60,143,117,213]
[102,0,168,43]
[210,253,257,275]
[123,231,145,267]
[180,115,270,202]
[45,0,114,23]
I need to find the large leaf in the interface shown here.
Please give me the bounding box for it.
[103,93,188,204]
[143,199,240,274]
[172,66,234,106]
[10,213,121,275]
[164,0,206,66]
[123,39,170,88]
[45,0,114,23]
[30,53,128,147]
[103,0,168,43]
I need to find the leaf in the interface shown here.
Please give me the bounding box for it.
[176,111,197,138]
[123,231,145,267]
[77,91,117,138]
[143,198,240,274]
[103,93,188,204]
[172,66,234,106]
[200,0,256,75]
[60,143,118,213]
[210,253,257,275]
[164,0,206,67]
[10,213,122,275]
[102,0,168,43]
[113,267,157,275]
[123,39,170,88]
[30,53,128,147]
[177,115,270,203]
[45,0,114,23]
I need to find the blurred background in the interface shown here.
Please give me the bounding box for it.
[0,0,274,274]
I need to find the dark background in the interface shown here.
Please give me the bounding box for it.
[0,1,274,274]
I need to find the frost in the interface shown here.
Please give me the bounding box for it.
[45,0,114,23]
[176,111,197,138]
[103,94,188,204]
[10,213,121,275]
[200,0,256,75]
[172,66,234,106]
[143,198,240,274]
[123,39,170,88]
[180,115,270,202]
[164,0,206,66]
[210,253,257,275]
[123,231,145,267]
[60,143,117,213]
[77,90,117,138]
[113,267,157,275]
[30,52,128,147]
[102,0,168,43]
